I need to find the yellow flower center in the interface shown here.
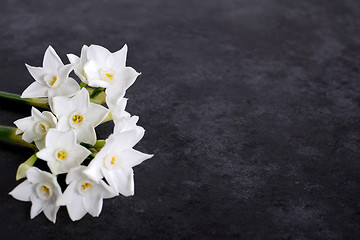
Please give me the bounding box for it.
[72,115,84,124]
[105,73,113,79]
[49,76,57,86]
[41,186,50,194]
[57,151,67,159]
[111,156,116,165]
[81,183,92,190]
[40,124,47,132]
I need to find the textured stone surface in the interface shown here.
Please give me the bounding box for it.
[0,0,360,239]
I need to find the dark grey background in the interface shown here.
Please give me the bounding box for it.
[0,0,360,239]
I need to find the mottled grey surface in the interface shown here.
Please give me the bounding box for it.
[0,0,359,239]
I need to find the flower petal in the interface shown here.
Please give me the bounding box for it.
[43,201,59,223]
[82,194,103,217]
[25,64,46,84]
[9,180,33,201]
[14,116,33,133]
[30,196,47,219]
[85,104,109,127]
[69,88,90,112]
[110,129,145,152]
[43,46,63,72]
[58,64,74,82]
[78,122,96,145]
[67,145,91,165]
[120,149,154,168]
[107,44,127,70]
[26,167,52,183]
[52,96,72,117]
[67,54,79,65]
[66,196,87,221]
[87,44,110,64]
[21,81,48,98]
[103,168,134,196]
[49,77,80,98]
[36,147,55,162]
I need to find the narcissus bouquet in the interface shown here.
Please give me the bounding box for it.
[0,44,153,222]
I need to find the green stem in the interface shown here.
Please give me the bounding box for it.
[90,87,105,98]
[16,153,37,180]
[80,81,87,89]
[86,88,106,105]
[0,91,50,110]
[0,126,37,150]
[93,140,106,148]
[101,112,113,124]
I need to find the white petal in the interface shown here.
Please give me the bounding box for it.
[69,88,89,111]
[57,183,77,205]
[110,129,145,152]
[82,194,103,217]
[25,64,45,83]
[21,82,48,98]
[107,44,127,70]
[30,196,47,219]
[103,168,134,196]
[43,201,59,223]
[42,111,58,126]
[83,60,101,86]
[58,64,74,81]
[83,160,103,181]
[65,166,86,184]
[9,180,33,201]
[67,145,91,164]
[26,166,52,183]
[43,46,63,72]
[105,84,125,107]
[34,137,46,150]
[47,161,66,175]
[14,116,33,133]
[85,104,109,127]
[66,196,87,221]
[36,148,55,162]
[31,107,43,121]
[52,96,72,117]
[78,122,96,145]
[47,128,76,150]
[87,44,110,64]
[56,115,71,132]
[121,149,153,168]
[67,54,80,65]
[22,129,38,143]
[50,77,80,98]
[117,66,140,90]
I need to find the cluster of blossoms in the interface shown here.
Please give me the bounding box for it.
[8,45,153,222]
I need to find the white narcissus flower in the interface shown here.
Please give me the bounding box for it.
[9,167,62,223]
[84,130,153,196]
[52,88,109,145]
[67,45,89,83]
[36,129,91,175]
[14,107,57,149]
[81,44,140,106]
[58,166,116,221]
[21,46,80,100]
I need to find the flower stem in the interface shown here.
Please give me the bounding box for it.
[90,87,105,98]
[0,91,50,110]
[80,81,87,89]
[86,88,106,105]
[93,140,106,148]
[101,112,113,124]
[0,126,37,150]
